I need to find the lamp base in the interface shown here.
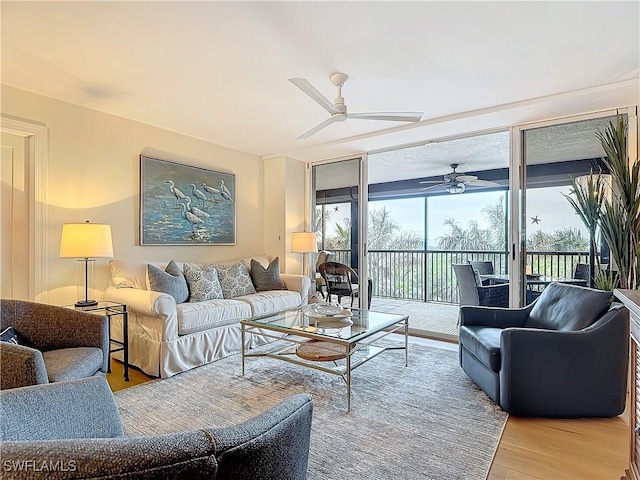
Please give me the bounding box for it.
[75,299,98,308]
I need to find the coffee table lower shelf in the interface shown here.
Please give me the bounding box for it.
[241,310,408,412]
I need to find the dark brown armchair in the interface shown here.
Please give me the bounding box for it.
[0,299,109,390]
[318,261,373,308]
[314,250,334,299]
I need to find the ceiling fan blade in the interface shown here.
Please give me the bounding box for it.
[465,179,501,187]
[418,180,443,184]
[298,116,340,139]
[418,182,447,192]
[289,78,340,115]
[348,112,423,122]
[456,174,478,183]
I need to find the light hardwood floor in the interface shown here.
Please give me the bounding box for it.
[107,341,630,480]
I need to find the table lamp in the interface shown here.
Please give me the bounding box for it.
[291,231,318,278]
[59,221,114,307]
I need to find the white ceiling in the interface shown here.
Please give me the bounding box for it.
[2,1,639,165]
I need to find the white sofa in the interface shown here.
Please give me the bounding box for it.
[104,255,310,378]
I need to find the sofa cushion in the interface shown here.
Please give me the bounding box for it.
[250,257,286,292]
[459,326,503,373]
[215,261,257,298]
[42,347,104,383]
[176,299,251,335]
[0,377,124,441]
[235,291,302,318]
[148,260,189,303]
[183,263,224,302]
[525,282,613,331]
[109,260,148,290]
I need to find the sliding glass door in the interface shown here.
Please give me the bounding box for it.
[512,108,636,305]
[311,156,368,308]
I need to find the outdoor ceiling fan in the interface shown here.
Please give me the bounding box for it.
[418,164,500,194]
[289,72,423,139]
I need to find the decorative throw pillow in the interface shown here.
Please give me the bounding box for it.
[0,326,19,345]
[183,263,224,302]
[148,260,189,304]
[215,261,257,298]
[250,257,287,292]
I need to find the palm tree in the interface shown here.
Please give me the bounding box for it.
[562,171,606,285]
[437,218,493,251]
[482,196,506,249]
[368,207,400,249]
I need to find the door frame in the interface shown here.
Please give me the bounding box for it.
[308,153,368,308]
[1,115,48,302]
[508,106,638,306]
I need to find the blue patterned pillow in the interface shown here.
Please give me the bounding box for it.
[215,261,257,298]
[183,263,224,302]
[0,326,19,345]
[148,260,189,304]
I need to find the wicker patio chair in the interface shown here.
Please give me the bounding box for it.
[468,260,495,285]
[573,263,590,281]
[453,263,509,308]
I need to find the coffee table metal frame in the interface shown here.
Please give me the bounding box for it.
[241,308,409,412]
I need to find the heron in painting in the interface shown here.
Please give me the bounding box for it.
[219,180,233,201]
[201,182,221,200]
[179,202,205,234]
[188,184,208,207]
[164,180,189,206]
[184,197,210,219]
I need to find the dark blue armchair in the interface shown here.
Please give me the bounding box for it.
[459,282,629,417]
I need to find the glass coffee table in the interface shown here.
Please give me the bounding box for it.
[241,308,409,411]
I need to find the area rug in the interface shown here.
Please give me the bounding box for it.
[114,342,507,480]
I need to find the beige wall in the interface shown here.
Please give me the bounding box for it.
[1,85,287,305]
[263,156,307,274]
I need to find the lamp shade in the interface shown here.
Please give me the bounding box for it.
[291,232,318,253]
[59,223,114,258]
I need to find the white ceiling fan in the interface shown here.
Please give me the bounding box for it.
[418,164,501,194]
[289,72,423,139]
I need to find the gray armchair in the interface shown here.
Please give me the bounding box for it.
[459,282,629,417]
[0,299,109,390]
[0,377,314,479]
[453,263,509,307]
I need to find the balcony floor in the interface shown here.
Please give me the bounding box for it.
[366,297,460,340]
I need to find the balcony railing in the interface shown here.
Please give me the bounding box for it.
[323,249,588,304]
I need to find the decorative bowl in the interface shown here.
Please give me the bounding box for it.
[303,302,352,328]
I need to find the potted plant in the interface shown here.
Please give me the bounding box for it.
[565,113,639,290]
[596,114,639,290]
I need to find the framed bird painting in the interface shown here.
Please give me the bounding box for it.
[139,155,236,245]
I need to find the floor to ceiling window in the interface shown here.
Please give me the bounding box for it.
[311,106,638,340]
[366,130,510,340]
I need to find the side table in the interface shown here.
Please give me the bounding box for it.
[64,301,129,381]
